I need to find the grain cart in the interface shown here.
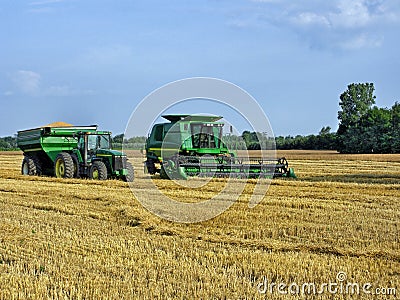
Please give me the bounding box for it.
[145,115,295,179]
[17,124,134,181]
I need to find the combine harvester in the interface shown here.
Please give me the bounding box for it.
[144,115,295,179]
[17,122,134,182]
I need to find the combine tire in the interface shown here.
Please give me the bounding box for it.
[123,162,134,182]
[159,165,168,179]
[89,161,107,180]
[54,152,74,178]
[21,156,41,176]
[160,160,187,180]
[145,159,156,174]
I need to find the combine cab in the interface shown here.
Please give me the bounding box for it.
[145,115,295,179]
[17,124,134,181]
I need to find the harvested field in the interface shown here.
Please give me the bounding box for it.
[0,150,399,299]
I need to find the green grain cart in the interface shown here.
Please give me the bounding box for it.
[145,115,295,179]
[17,125,134,181]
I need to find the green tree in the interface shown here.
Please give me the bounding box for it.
[337,83,376,153]
[0,136,17,150]
[112,133,124,144]
[241,131,251,148]
[319,126,331,135]
[391,101,400,152]
[338,83,376,135]
[0,139,9,149]
[358,107,391,153]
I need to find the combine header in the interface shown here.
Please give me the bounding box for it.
[144,115,295,179]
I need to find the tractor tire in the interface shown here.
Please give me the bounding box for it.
[71,154,80,178]
[89,161,107,180]
[21,155,41,176]
[54,152,74,179]
[123,161,134,182]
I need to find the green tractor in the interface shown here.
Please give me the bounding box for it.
[17,124,134,181]
[145,115,295,179]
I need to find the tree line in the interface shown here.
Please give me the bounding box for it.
[0,136,17,150]
[1,83,399,153]
[225,83,399,153]
[0,130,338,151]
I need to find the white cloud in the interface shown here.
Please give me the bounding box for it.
[43,85,72,97]
[29,0,65,6]
[244,0,400,50]
[28,0,67,14]
[338,33,384,49]
[290,0,396,29]
[379,0,400,21]
[64,44,136,74]
[250,0,279,2]
[9,70,97,97]
[28,7,55,13]
[330,0,373,28]
[11,70,41,96]
[83,45,134,66]
[294,12,330,27]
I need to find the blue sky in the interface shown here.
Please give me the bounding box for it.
[1,0,399,137]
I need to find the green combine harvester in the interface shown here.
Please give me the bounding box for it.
[17,124,134,182]
[145,115,295,179]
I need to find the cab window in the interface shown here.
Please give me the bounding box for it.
[154,125,163,142]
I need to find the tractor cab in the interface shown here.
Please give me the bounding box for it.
[78,132,112,151]
[77,131,115,161]
[75,131,129,179]
[87,133,111,151]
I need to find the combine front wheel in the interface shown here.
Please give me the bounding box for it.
[160,159,187,180]
[145,159,157,174]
